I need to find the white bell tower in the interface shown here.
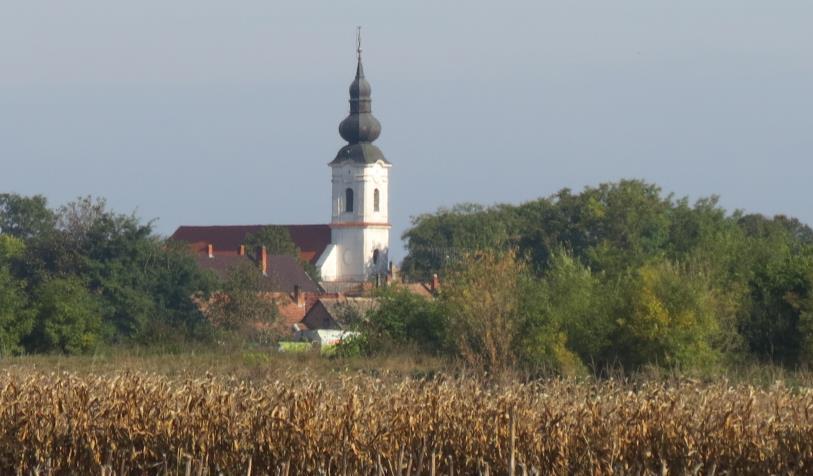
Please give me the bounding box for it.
[317,29,391,283]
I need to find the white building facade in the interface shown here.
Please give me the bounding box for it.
[317,42,391,283]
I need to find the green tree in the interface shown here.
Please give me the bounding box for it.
[206,262,278,333]
[0,235,33,355]
[612,260,723,369]
[30,277,103,354]
[520,181,672,275]
[738,213,813,247]
[741,251,813,366]
[55,197,214,342]
[531,250,613,367]
[399,180,813,370]
[436,249,586,373]
[146,240,216,340]
[352,287,446,355]
[7,195,215,346]
[441,250,524,370]
[50,197,166,340]
[401,204,511,281]
[729,213,813,366]
[244,225,321,282]
[800,267,813,366]
[244,226,299,257]
[402,181,680,279]
[0,194,56,240]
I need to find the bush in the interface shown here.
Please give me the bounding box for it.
[612,260,723,369]
[30,277,103,354]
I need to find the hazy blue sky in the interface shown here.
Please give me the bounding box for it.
[1,1,811,261]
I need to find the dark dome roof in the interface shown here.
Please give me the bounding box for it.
[332,53,389,166]
[331,142,386,165]
[349,65,372,98]
[339,112,381,143]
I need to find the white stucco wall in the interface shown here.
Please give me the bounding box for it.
[328,226,389,282]
[315,243,339,282]
[330,161,390,224]
[322,160,391,282]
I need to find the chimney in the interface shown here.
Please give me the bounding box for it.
[294,285,305,307]
[431,273,440,293]
[207,243,214,258]
[260,246,268,276]
[239,244,246,256]
[389,261,399,283]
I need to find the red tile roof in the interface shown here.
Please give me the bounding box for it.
[194,254,254,279]
[273,292,321,327]
[252,291,325,336]
[194,254,322,293]
[301,296,378,330]
[171,224,331,264]
[265,255,322,293]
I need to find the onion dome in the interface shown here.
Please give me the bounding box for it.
[332,30,388,165]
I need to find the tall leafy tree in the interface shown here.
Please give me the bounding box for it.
[530,250,613,367]
[0,235,33,355]
[0,194,56,241]
[400,179,813,370]
[244,226,299,258]
[741,251,813,366]
[401,204,511,280]
[440,249,582,371]
[1,194,215,350]
[206,262,278,333]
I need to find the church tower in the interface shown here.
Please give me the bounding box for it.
[317,30,391,283]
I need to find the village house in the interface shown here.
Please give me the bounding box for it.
[300,296,379,331]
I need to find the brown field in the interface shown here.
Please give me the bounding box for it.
[1,354,812,475]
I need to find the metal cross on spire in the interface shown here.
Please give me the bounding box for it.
[356,26,362,60]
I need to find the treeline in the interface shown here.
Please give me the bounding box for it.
[348,180,813,372]
[4,181,813,373]
[0,194,216,355]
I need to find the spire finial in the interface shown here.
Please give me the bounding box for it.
[356,26,362,61]
[334,29,387,164]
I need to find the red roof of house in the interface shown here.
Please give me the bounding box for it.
[194,254,321,293]
[275,292,322,327]
[251,292,321,336]
[171,224,331,264]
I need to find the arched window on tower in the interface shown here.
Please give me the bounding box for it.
[373,189,380,212]
[345,188,354,213]
[373,249,380,265]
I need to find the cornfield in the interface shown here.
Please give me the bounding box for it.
[1,371,812,475]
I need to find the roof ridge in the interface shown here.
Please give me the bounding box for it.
[176,223,329,228]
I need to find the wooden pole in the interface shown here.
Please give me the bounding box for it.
[509,411,516,476]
